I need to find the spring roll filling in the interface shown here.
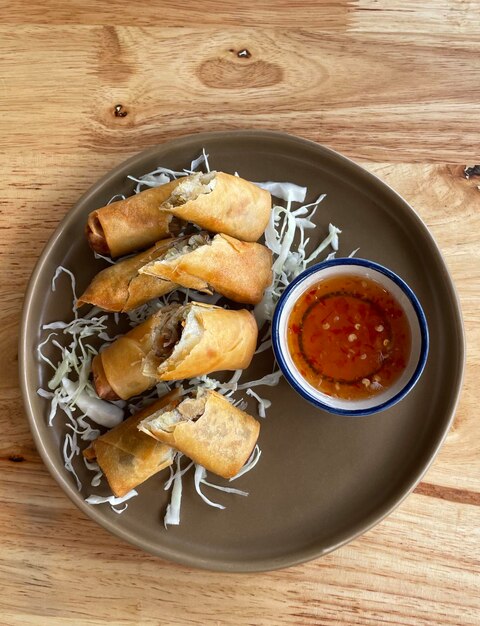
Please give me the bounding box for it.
[92,354,120,401]
[142,304,203,377]
[165,172,217,207]
[86,214,110,255]
[161,232,211,262]
[141,389,207,433]
[152,304,186,362]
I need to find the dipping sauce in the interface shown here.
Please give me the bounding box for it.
[287,274,411,400]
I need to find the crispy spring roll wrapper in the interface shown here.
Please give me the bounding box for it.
[92,315,159,401]
[86,179,182,258]
[139,389,260,479]
[160,171,271,242]
[78,231,272,312]
[83,389,180,497]
[77,237,182,312]
[92,302,258,400]
[140,232,273,306]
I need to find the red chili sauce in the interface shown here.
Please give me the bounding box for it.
[287,274,411,400]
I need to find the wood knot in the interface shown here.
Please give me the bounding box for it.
[228,48,252,59]
[198,56,283,89]
[464,165,480,179]
[114,104,128,117]
[100,101,134,128]
[9,455,25,463]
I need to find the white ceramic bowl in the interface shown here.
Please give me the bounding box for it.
[272,258,429,416]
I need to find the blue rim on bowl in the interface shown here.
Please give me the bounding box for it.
[272,258,430,416]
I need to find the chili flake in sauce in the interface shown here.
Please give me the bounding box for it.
[287,274,411,400]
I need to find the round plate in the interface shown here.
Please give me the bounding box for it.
[20,131,465,572]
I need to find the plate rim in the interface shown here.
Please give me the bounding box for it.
[19,129,466,572]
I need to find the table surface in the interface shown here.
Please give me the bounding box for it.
[1,2,479,625]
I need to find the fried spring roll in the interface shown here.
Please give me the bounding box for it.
[86,179,182,258]
[92,314,159,401]
[139,388,260,479]
[92,303,258,400]
[77,237,181,312]
[78,231,272,312]
[83,390,180,497]
[159,171,271,242]
[139,232,273,306]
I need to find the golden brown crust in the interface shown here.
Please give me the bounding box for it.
[83,444,97,461]
[85,214,110,255]
[140,234,273,305]
[92,303,258,400]
[86,179,181,258]
[161,172,271,242]
[91,353,119,401]
[77,238,179,312]
[140,389,260,479]
[84,389,181,497]
[155,304,258,381]
[92,315,160,400]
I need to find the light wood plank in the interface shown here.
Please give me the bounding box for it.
[0,488,478,625]
[0,27,479,162]
[1,0,479,35]
[1,8,479,625]
[2,159,478,624]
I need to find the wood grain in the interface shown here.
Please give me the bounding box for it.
[1,0,479,34]
[1,3,479,624]
[1,26,479,162]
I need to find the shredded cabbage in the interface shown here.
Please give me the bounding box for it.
[107,193,126,205]
[189,149,210,173]
[254,197,341,328]
[94,251,116,265]
[86,489,138,514]
[63,432,81,491]
[128,170,175,193]
[62,378,123,428]
[84,457,103,487]
[193,463,250,509]
[127,149,212,194]
[200,478,248,497]
[253,181,307,203]
[255,339,272,355]
[37,268,124,492]
[164,454,192,527]
[163,452,252,525]
[246,389,271,418]
[39,149,345,525]
[164,454,194,492]
[236,370,283,390]
[230,445,262,481]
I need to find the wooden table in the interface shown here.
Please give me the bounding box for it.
[1,2,479,624]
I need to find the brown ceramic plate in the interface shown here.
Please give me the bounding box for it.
[20,131,465,572]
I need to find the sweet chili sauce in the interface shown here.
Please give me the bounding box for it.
[287,274,411,400]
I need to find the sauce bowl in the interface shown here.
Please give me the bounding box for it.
[272,258,429,416]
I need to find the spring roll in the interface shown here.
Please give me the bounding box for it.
[77,237,181,312]
[83,390,180,497]
[92,302,258,400]
[140,232,273,306]
[78,231,272,312]
[86,179,183,258]
[91,313,159,401]
[139,388,260,479]
[77,232,272,312]
[159,171,271,242]
[78,237,178,312]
